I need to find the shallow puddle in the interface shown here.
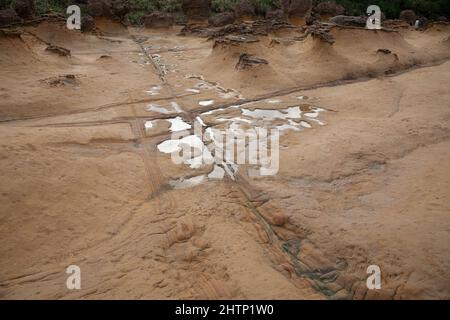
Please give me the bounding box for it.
[156,98,327,188]
[158,139,181,153]
[186,74,244,101]
[208,165,225,180]
[144,121,154,130]
[167,116,191,132]
[145,85,161,96]
[157,135,213,169]
[196,116,206,126]
[241,106,301,121]
[199,100,215,107]
[242,109,286,120]
[304,108,325,119]
[146,101,184,114]
[146,104,170,114]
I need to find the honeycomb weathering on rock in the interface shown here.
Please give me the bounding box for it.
[235,53,268,69]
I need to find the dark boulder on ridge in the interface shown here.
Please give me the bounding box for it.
[14,0,35,19]
[0,9,22,27]
[182,0,211,22]
[209,12,235,27]
[399,9,416,26]
[144,12,175,28]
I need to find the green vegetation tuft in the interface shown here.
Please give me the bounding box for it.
[211,0,239,12]
[35,0,66,15]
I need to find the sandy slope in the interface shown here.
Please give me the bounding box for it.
[0,20,449,299]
